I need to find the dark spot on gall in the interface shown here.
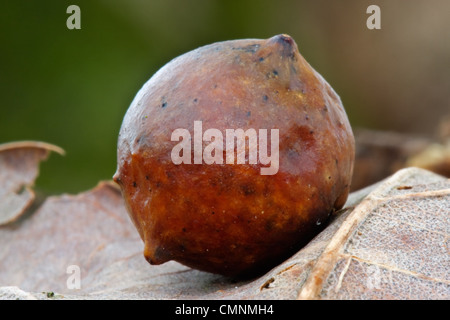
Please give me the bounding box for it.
[241,184,255,196]
[263,95,268,102]
[265,219,275,232]
[246,111,251,117]
[232,44,260,53]
[266,70,279,79]
[290,65,297,74]
[133,182,137,188]
[287,149,298,158]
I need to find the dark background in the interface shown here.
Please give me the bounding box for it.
[1,0,449,194]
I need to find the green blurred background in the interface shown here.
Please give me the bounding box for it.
[1,0,449,194]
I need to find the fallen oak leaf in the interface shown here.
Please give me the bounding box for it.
[0,141,64,226]
[298,167,450,299]
[0,180,145,295]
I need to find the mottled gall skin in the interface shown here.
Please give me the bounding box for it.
[114,34,355,277]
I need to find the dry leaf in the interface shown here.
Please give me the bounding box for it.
[298,168,449,299]
[353,120,450,191]
[407,142,450,177]
[0,141,64,226]
[0,141,448,299]
[352,128,430,191]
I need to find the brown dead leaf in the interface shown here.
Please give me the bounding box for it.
[407,142,450,177]
[352,128,431,191]
[353,119,450,191]
[0,180,141,294]
[0,141,64,226]
[298,168,449,299]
